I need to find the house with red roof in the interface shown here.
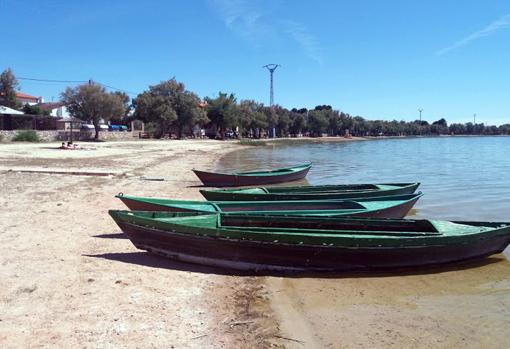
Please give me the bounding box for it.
[0,91,43,106]
[15,92,42,105]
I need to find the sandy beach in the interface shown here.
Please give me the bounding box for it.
[1,139,509,349]
[0,139,281,348]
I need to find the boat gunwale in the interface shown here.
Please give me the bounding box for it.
[192,162,312,177]
[200,182,420,198]
[116,192,424,214]
[110,210,510,248]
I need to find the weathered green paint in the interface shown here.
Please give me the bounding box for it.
[109,210,510,249]
[200,182,420,201]
[116,192,422,216]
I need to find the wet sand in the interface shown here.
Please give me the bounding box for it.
[266,254,510,349]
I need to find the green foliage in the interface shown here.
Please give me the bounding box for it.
[205,92,238,139]
[308,110,329,137]
[12,130,40,142]
[289,110,307,135]
[238,100,268,138]
[61,82,128,140]
[133,78,208,138]
[145,122,159,134]
[0,68,20,109]
[498,124,510,135]
[129,79,507,138]
[272,105,290,137]
[22,104,50,115]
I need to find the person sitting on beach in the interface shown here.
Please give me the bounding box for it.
[60,142,68,149]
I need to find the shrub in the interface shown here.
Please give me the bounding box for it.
[0,134,4,142]
[12,130,41,142]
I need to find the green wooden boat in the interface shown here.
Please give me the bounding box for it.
[116,192,423,219]
[109,210,510,271]
[193,163,311,187]
[200,182,420,201]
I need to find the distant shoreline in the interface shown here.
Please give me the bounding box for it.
[237,133,510,146]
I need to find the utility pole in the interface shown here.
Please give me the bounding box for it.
[473,113,476,124]
[263,64,280,138]
[263,64,280,106]
[418,108,423,122]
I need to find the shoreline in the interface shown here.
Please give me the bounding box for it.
[2,138,510,348]
[216,138,510,349]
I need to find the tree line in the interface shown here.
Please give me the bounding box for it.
[129,78,510,139]
[2,68,510,139]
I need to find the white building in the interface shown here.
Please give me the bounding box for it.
[16,92,42,105]
[36,102,70,118]
[0,105,24,115]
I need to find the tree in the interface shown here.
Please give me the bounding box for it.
[498,124,510,135]
[271,105,290,137]
[465,122,474,134]
[449,123,466,135]
[238,100,267,138]
[263,106,279,137]
[22,104,50,116]
[314,105,333,111]
[61,82,127,140]
[133,91,177,137]
[133,78,208,138]
[289,110,307,136]
[351,116,368,136]
[174,92,209,138]
[0,68,20,108]
[326,110,342,136]
[112,91,131,120]
[205,92,238,139]
[308,110,328,136]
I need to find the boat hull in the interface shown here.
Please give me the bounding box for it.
[117,194,421,219]
[200,183,420,201]
[116,221,510,271]
[193,164,311,187]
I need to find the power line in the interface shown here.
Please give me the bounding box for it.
[17,76,138,96]
[96,82,137,96]
[18,77,88,83]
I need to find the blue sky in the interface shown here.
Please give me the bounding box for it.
[1,0,509,125]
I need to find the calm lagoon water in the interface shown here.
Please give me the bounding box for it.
[220,136,510,344]
[219,136,510,222]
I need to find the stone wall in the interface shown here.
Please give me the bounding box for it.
[0,130,139,142]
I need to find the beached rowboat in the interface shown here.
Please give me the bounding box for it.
[192,163,311,187]
[116,192,423,219]
[109,211,510,271]
[200,182,420,201]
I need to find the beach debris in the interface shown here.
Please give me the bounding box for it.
[273,335,305,345]
[16,285,37,294]
[140,176,166,181]
[228,320,255,327]
[10,169,122,177]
